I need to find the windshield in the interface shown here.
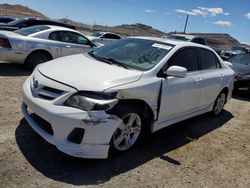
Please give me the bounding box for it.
[91,32,103,37]
[90,38,174,71]
[229,53,250,65]
[7,18,26,26]
[14,25,49,36]
[167,35,190,41]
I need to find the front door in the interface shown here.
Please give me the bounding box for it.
[158,48,202,124]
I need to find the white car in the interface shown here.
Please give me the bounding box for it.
[0,25,98,69]
[87,32,121,45]
[22,37,234,159]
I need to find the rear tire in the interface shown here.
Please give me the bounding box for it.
[110,104,145,153]
[25,52,52,70]
[212,91,226,116]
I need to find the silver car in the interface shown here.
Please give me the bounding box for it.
[87,31,121,45]
[0,25,98,69]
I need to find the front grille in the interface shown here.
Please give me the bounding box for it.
[32,85,65,101]
[31,113,54,135]
[42,86,64,95]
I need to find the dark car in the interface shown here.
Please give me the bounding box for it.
[0,17,76,31]
[228,53,250,89]
[167,34,221,55]
[221,46,248,60]
[0,16,15,23]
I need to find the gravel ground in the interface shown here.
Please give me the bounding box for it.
[0,62,249,188]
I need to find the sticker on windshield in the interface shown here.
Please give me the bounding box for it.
[152,43,172,50]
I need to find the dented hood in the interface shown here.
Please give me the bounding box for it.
[38,54,143,91]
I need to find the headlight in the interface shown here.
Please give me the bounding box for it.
[64,91,118,111]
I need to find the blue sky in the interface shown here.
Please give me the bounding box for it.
[1,0,250,43]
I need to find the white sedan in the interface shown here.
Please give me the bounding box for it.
[22,37,234,158]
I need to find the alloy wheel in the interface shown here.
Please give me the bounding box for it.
[214,93,226,115]
[112,113,142,151]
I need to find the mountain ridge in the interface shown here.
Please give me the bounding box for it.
[0,3,241,49]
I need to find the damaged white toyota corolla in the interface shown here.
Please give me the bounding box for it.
[22,37,234,159]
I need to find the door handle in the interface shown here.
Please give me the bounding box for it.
[65,45,71,48]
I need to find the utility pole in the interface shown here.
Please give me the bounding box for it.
[183,14,189,34]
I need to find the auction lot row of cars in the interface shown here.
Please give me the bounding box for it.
[0,16,249,159]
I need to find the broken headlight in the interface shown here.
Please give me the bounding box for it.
[64,91,118,111]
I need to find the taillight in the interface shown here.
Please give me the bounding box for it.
[0,37,12,48]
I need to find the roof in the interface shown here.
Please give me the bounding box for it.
[44,25,78,32]
[129,36,186,45]
[128,36,215,51]
[169,34,197,40]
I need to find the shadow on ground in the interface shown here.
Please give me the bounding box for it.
[233,88,250,102]
[0,62,31,76]
[15,110,233,186]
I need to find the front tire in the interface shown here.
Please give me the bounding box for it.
[111,105,144,152]
[212,92,226,116]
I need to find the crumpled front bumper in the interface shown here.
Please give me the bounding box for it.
[21,77,122,159]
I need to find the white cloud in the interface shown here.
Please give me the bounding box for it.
[144,9,154,13]
[198,7,223,16]
[175,7,226,17]
[245,12,250,20]
[224,12,230,16]
[192,9,206,16]
[214,20,232,27]
[175,9,197,16]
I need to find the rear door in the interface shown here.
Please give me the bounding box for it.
[197,48,223,107]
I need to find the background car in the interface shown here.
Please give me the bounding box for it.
[87,31,121,45]
[0,17,76,31]
[0,16,15,23]
[167,34,206,45]
[227,53,250,89]
[22,37,234,158]
[220,46,248,60]
[0,25,97,69]
[167,34,221,55]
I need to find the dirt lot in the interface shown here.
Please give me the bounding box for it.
[0,62,249,188]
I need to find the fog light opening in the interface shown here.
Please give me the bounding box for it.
[67,128,85,144]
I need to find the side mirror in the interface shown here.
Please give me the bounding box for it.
[165,66,187,78]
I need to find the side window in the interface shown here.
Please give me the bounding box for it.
[49,31,61,41]
[59,31,90,45]
[168,48,199,71]
[199,49,220,70]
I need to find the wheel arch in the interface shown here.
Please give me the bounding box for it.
[24,49,53,64]
[220,87,229,103]
[110,99,155,126]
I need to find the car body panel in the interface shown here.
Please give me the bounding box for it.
[38,53,143,91]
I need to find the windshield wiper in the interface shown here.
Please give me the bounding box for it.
[103,57,128,69]
[88,52,128,69]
